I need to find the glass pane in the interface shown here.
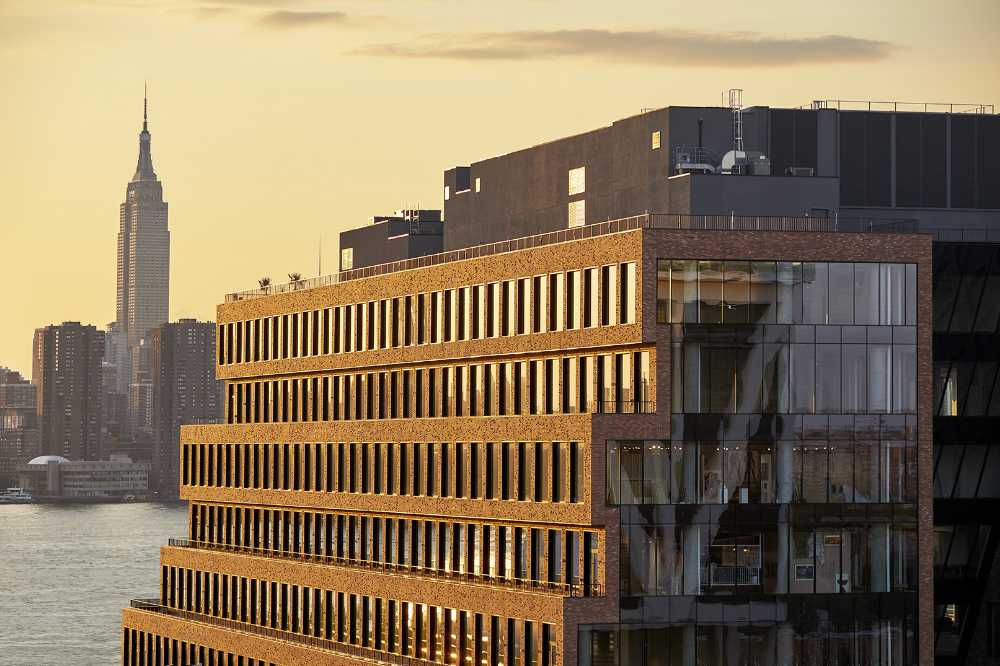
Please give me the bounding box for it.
[656,260,670,323]
[828,263,855,324]
[672,260,698,323]
[842,345,867,413]
[829,442,853,502]
[790,343,816,413]
[955,445,988,497]
[709,347,736,413]
[855,263,879,325]
[620,442,643,504]
[802,263,829,324]
[868,345,892,413]
[777,261,797,323]
[750,261,777,324]
[725,442,749,503]
[672,441,698,504]
[606,443,620,504]
[644,441,670,504]
[891,345,917,413]
[699,261,724,324]
[701,443,723,503]
[855,442,881,503]
[762,343,789,413]
[725,261,750,324]
[816,345,842,413]
[736,344,763,413]
[880,264,906,325]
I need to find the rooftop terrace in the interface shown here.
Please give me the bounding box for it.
[225,212,918,303]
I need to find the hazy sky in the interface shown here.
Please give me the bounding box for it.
[1,0,998,375]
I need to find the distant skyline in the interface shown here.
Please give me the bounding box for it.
[2,0,999,373]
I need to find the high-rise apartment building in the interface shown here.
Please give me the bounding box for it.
[115,92,169,394]
[0,367,40,486]
[149,319,222,499]
[32,322,105,460]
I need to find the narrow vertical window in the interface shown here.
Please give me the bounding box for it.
[620,262,636,324]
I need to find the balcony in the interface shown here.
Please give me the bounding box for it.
[167,538,605,597]
[225,213,918,303]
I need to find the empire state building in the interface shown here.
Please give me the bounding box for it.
[114,92,169,393]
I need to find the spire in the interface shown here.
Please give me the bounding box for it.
[132,84,156,182]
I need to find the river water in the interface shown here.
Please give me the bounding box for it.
[0,502,188,665]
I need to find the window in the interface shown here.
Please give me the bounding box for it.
[568,166,586,196]
[444,186,450,201]
[475,177,481,193]
[651,130,661,150]
[568,200,585,228]
[340,248,353,271]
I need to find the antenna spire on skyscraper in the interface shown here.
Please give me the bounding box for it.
[143,81,148,132]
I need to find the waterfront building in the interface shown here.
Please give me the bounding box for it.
[121,97,1000,665]
[0,367,40,486]
[149,319,223,499]
[18,454,148,500]
[32,322,105,460]
[121,221,931,664]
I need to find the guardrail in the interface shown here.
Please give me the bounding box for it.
[167,538,604,598]
[225,213,918,302]
[803,100,995,114]
[594,400,656,415]
[130,599,524,666]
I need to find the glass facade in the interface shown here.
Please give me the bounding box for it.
[932,243,1000,662]
[581,258,921,666]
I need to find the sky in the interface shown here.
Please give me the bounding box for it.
[1,0,999,375]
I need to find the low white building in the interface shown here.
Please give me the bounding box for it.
[17,455,149,501]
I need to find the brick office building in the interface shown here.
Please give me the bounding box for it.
[121,217,932,664]
[120,97,1000,665]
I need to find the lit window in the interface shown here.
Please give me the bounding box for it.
[340,247,353,271]
[568,166,586,196]
[444,185,450,201]
[475,177,481,193]
[568,200,586,228]
[651,130,661,150]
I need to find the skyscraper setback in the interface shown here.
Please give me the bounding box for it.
[115,91,170,395]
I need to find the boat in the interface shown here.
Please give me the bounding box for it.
[0,487,35,504]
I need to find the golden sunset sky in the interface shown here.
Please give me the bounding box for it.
[1,0,998,374]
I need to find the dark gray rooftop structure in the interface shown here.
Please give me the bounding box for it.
[338,209,443,272]
[443,99,999,250]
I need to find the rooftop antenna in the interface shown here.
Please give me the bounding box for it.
[143,81,148,132]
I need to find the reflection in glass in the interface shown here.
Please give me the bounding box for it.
[816,345,842,413]
[880,263,906,325]
[802,262,829,324]
[828,263,855,324]
[699,261,724,324]
[868,345,891,413]
[750,261,777,323]
[790,344,815,413]
[725,261,750,323]
[842,345,867,413]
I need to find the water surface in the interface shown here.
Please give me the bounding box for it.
[0,502,187,666]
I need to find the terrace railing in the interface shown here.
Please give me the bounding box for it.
[166,538,604,598]
[226,213,918,302]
